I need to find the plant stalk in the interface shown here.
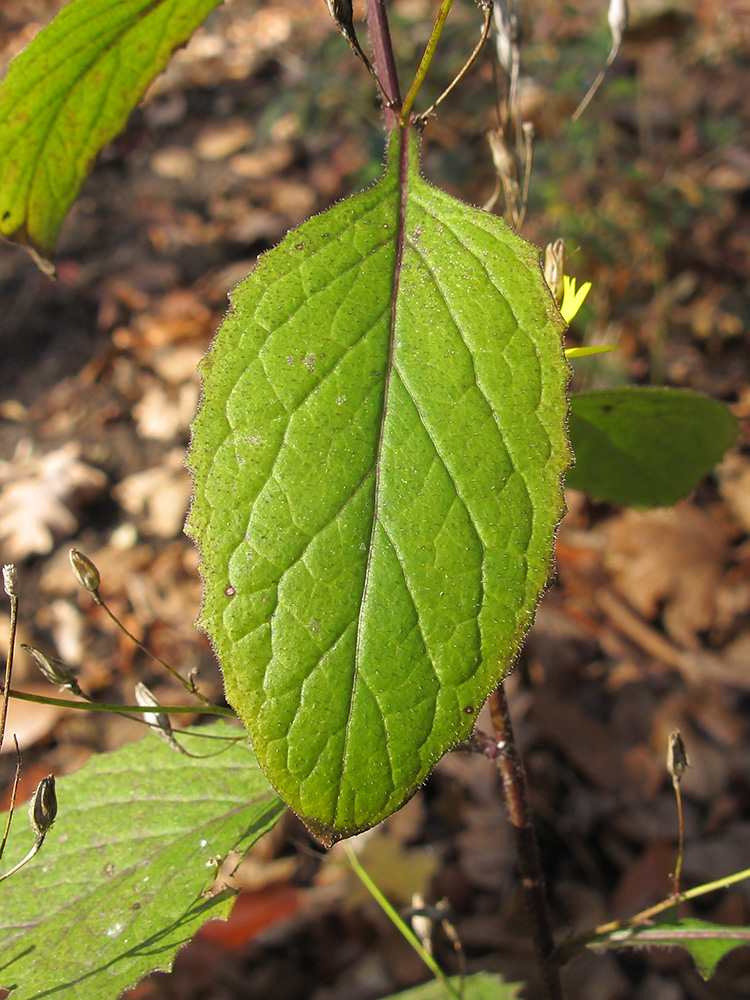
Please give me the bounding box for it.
[559,863,750,960]
[0,567,19,755]
[489,684,562,1000]
[0,685,235,716]
[400,0,455,124]
[346,844,462,1000]
[364,0,401,128]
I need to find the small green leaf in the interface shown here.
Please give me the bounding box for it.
[0,722,284,1000]
[568,387,736,507]
[596,917,750,980]
[385,973,523,999]
[0,0,223,257]
[188,126,571,842]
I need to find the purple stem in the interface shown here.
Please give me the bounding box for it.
[364,0,402,129]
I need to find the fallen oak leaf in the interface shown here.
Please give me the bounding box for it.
[0,441,107,560]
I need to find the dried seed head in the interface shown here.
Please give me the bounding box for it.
[487,130,519,184]
[409,893,434,956]
[325,0,355,43]
[29,774,57,839]
[135,681,175,740]
[69,549,100,595]
[544,238,566,304]
[608,0,628,51]
[493,0,520,75]
[667,730,690,781]
[22,644,82,695]
[2,564,18,598]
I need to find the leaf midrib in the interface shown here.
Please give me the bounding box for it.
[338,129,411,806]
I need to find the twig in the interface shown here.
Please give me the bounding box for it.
[488,684,562,1000]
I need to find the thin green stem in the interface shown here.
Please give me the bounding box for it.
[400,0,455,124]
[345,844,462,1000]
[0,833,45,884]
[0,685,235,716]
[559,865,750,958]
[95,597,211,704]
[419,2,493,120]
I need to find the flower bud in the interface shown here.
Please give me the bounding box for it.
[22,644,83,695]
[135,681,176,742]
[69,549,100,595]
[29,775,57,840]
[667,730,690,781]
[544,239,565,305]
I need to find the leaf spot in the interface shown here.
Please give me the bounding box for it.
[302,354,316,372]
[224,586,236,597]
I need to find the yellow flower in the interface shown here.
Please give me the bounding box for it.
[560,274,592,324]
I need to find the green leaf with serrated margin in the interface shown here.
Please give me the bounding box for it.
[594,917,750,980]
[0,722,284,1000]
[0,0,224,257]
[188,127,571,843]
[568,387,737,507]
[385,973,523,999]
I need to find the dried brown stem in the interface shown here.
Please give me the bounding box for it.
[489,684,562,1000]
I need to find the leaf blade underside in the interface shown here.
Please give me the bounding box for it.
[188,127,570,842]
[0,0,223,256]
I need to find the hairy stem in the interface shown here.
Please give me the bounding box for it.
[489,684,562,1000]
[364,0,401,127]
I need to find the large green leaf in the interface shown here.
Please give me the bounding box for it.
[568,387,736,507]
[0,0,224,257]
[188,126,571,843]
[0,721,284,1000]
[594,916,750,980]
[385,973,522,999]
